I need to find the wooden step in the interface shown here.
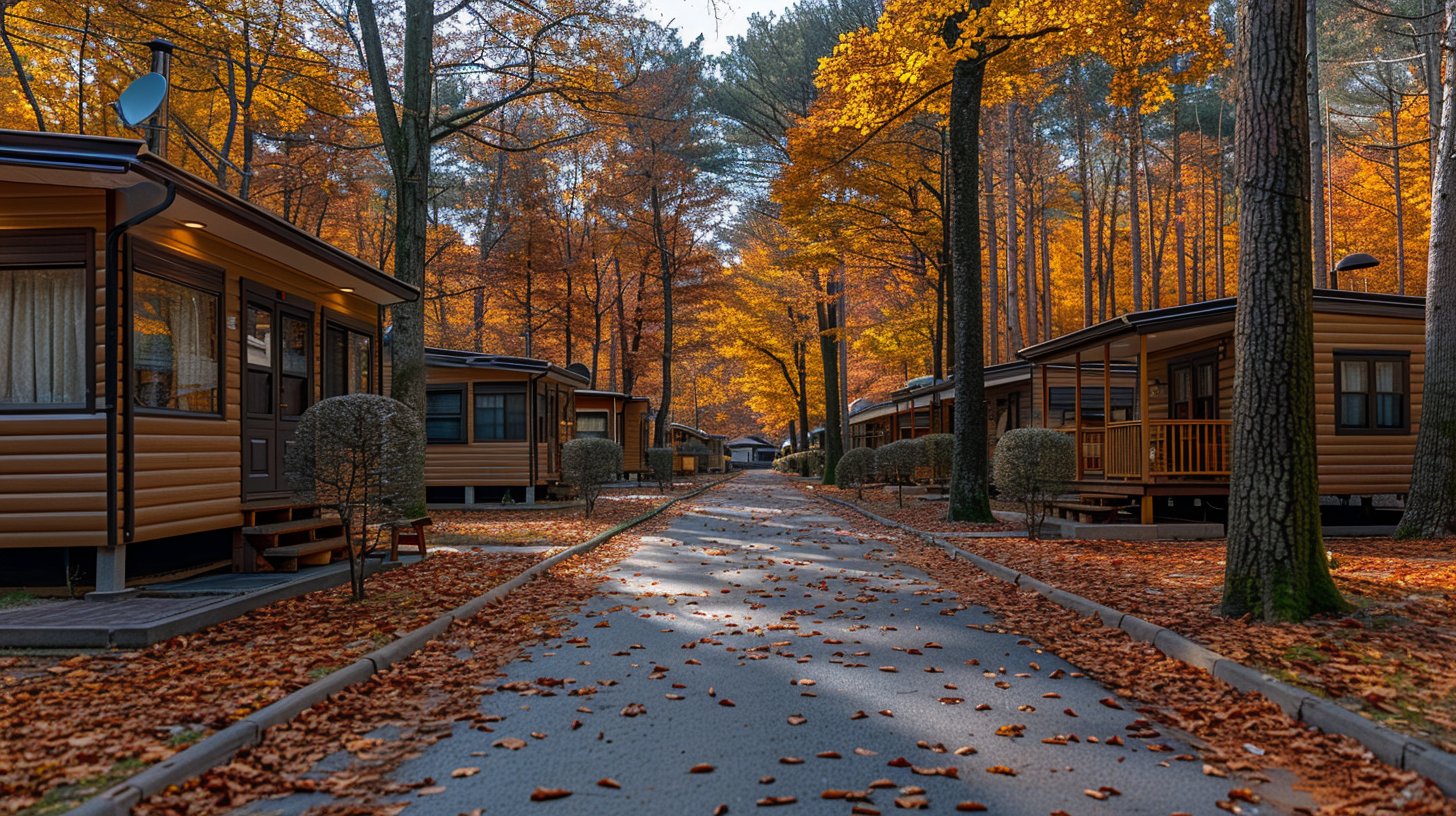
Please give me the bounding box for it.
[1051,501,1132,524]
[261,537,346,572]
[243,516,343,540]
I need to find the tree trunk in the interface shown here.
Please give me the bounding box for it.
[817,271,844,485]
[982,141,1001,363]
[1173,103,1189,305]
[1076,65,1095,327]
[1308,0,1328,286]
[1023,162,1039,344]
[1390,90,1407,295]
[1005,106,1025,351]
[944,11,994,523]
[1396,0,1456,539]
[650,183,673,447]
[1128,111,1146,310]
[357,0,431,515]
[1216,98,1228,299]
[1223,0,1346,622]
[1039,183,1052,339]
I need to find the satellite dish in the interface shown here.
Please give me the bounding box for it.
[115,72,167,128]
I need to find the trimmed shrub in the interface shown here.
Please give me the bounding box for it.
[877,439,927,507]
[992,427,1075,539]
[774,449,824,477]
[647,447,675,492]
[562,437,623,517]
[921,433,955,484]
[835,447,878,500]
[286,394,422,600]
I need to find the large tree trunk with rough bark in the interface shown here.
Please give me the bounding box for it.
[1396,0,1456,539]
[1222,0,1346,621]
[945,12,994,523]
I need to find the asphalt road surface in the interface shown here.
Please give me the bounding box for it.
[241,471,1284,815]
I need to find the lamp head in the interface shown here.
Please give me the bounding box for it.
[1335,252,1379,272]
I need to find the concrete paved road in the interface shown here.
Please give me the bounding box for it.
[245,472,1280,815]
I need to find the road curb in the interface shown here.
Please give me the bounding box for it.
[814,492,1456,797]
[65,475,738,816]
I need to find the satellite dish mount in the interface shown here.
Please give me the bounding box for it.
[114,39,174,159]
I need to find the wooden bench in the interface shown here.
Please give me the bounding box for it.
[386,516,432,561]
[1050,501,1131,524]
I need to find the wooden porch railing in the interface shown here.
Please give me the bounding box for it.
[1097,419,1231,479]
[1077,428,1104,474]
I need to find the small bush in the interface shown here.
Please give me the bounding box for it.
[774,449,824,477]
[877,439,927,506]
[992,427,1075,539]
[647,447,675,492]
[286,394,421,600]
[921,433,954,484]
[835,447,878,500]
[562,438,623,517]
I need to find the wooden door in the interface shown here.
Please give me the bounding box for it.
[242,284,314,497]
[1169,355,1218,420]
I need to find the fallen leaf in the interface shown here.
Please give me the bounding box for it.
[451,767,479,778]
[530,787,571,801]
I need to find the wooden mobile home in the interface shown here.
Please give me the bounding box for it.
[1018,290,1426,524]
[669,423,726,473]
[574,389,651,476]
[0,130,417,593]
[423,349,587,504]
[847,362,1136,453]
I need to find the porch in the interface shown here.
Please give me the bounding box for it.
[1028,323,1235,524]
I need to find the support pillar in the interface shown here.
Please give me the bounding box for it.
[88,546,135,600]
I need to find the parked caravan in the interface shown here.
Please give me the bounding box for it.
[0,130,417,592]
[423,349,587,505]
[1018,290,1426,524]
[574,389,651,476]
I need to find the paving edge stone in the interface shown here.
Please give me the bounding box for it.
[63,474,739,816]
[813,492,1456,798]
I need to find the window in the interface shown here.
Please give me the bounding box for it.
[133,271,220,413]
[323,323,374,398]
[0,231,89,408]
[1168,355,1219,419]
[578,411,609,438]
[1048,386,1138,424]
[426,386,465,443]
[474,384,527,441]
[1335,352,1409,433]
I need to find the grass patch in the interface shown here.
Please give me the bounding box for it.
[17,757,146,816]
[1282,642,1327,664]
[0,590,37,610]
[167,729,205,747]
[307,665,339,680]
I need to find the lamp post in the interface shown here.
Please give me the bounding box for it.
[1331,252,1378,290]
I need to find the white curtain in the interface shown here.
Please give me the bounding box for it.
[0,268,85,405]
[173,286,216,412]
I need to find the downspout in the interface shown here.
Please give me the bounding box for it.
[527,372,545,502]
[104,180,176,552]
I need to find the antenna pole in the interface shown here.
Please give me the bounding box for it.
[145,39,174,159]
